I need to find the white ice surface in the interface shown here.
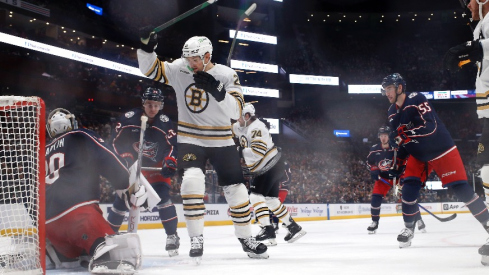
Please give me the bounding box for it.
[47,213,489,275]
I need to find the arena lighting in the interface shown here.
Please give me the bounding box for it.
[229,30,277,45]
[334,130,350,137]
[230,60,278,73]
[0,31,144,77]
[289,74,339,86]
[86,3,103,16]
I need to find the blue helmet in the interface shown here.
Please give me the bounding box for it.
[381,73,406,96]
[378,125,391,137]
[142,87,164,102]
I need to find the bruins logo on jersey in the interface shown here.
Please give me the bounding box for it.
[185,84,209,113]
[240,135,248,148]
[183,153,197,162]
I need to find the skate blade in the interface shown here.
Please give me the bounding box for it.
[167,249,179,257]
[265,239,277,246]
[481,255,489,266]
[399,241,412,249]
[418,228,427,233]
[287,230,307,243]
[191,256,202,265]
[368,230,377,235]
[247,251,269,259]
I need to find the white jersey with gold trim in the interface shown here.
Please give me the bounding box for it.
[232,119,278,173]
[137,50,244,147]
[474,14,489,118]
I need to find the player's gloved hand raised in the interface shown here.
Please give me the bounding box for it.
[139,25,158,53]
[161,156,177,178]
[443,40,483,71]
[193,71,226,102]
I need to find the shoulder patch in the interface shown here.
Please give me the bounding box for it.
[408,92,417,98]
[160,114,169,122]
[125,111,135,118]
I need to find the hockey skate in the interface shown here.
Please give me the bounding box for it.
[238,237,269,259]
[367,221,378,234]
[255,225,277,246]
[165,233,180,257]
[284,221,307,243]
[397,227,414,248]
[416,219,427,233]
[480,238,489,266]
[189,235,204,265]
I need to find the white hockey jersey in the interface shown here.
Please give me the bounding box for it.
[232,119,278,173]
[137,50,244,147]
[474,14,489,118]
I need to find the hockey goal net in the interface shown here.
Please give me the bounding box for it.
[0,96,45,274]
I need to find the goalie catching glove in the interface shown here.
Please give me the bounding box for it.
[139,25,158,53]
[193,71,226,102]
[443,40,483,71]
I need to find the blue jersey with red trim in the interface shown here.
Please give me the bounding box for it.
[366,143,396,180]
[388,92,455,162]
[112,108,177,183]
[45,128,130,221]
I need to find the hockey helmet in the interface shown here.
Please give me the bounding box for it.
[378,125,391,137]
[242,103,256,118]
[142,87,164,110]
[182,36,213,60]
[381,73,406,96]
[46,108,78,138]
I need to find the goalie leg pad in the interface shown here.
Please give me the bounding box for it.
[181,168,206,237]
[370,194,383,222]
[107,196,128,232]
[266,197,292,226]
[451,183,489,223]
[250,193,270,226]
[400,180,422,227]
[89,233,142,274]
[223,183,252,238]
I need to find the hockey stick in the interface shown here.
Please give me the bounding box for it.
[226,3,257,67]
[418,203,457,222]
[153,0,218,33]
[128,115,148,233]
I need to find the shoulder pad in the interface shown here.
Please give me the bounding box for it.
[159,114,169,122]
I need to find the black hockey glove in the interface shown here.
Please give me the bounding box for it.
[370,170,380,181]
[193,71,226,102]
[443,40,483,71]
[387,165,405,179]
[139,25,158,53]
[161,156,177,178]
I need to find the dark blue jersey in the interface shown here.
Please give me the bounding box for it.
[45,128,130,222]
[366,143,396,180]
[112,108,177,169]
[388,92,455,162]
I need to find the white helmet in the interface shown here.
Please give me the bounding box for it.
[182,36,213,60]
[242,103,256,118]
[46,108,77,138]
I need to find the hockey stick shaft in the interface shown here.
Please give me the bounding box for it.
[226,3,257,67]
[128,115,148,233]
[153,0,218,33]
[418,203,457,222]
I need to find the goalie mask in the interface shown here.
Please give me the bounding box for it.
[182,36,213,72]
[381,73,406,96]
[142,87,164,110]
[46,108,78,138]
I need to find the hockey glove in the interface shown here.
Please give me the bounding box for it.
[161,156,177,178]
[390,125,412,146]
[443,40,483,71]
[370,170,380,181]
[193,71,226,102]
[139,25,158,53]
[124,185,149,210]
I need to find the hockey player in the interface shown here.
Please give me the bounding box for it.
[137,27,268,260]
[232,103,306,246]
[45,108,151,274]
[107,87,180,257]
[366,126,426,234]
[381,73,489,261]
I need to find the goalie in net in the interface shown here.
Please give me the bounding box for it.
[44,108,155,274]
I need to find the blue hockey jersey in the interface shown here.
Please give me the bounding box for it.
[366,143,396,180]
[388,92,455,162]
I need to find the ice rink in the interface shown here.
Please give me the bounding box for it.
[48,213,489,275]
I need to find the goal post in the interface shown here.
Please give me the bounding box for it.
[0,96,45,274]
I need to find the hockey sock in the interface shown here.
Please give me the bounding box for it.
[370,194,383,222]
[181,168,206,237]
[223,183,252,238]
[250,193,271,226]
[414,207,422,221]
[266,197,292,226]
[452,183,489,223]
[401,180,422,227]
[158,203,178,235]
[107,196,128,232]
